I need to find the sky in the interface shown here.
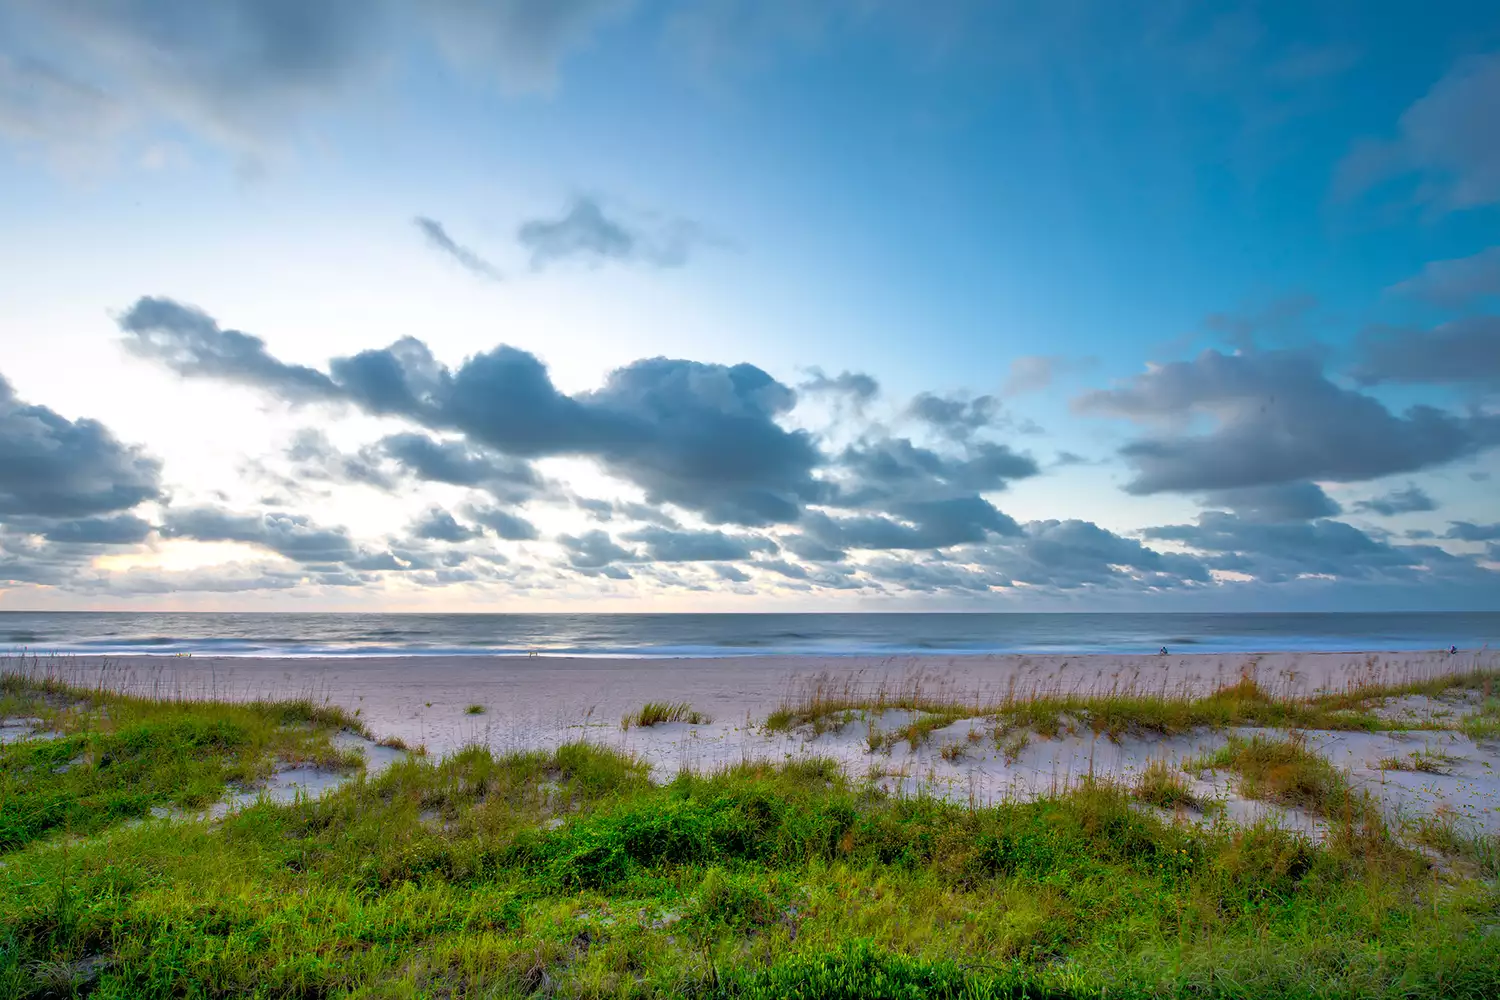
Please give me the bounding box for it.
[1,0,1499,613]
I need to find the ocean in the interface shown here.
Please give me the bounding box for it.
[1,611,1496,658]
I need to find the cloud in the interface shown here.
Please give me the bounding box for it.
[1074,348,1500,494]
[804,496,1020,552]
[40,515,155,545]
[287,429,547,504]
[414,217,504,282]
[517,197,713,269]
[1143,513,1429,583]
[1001,355,1098,396]
[0,0,631,161]
[120,298,339,402]
[422,0,631,94]
[1351,484,1438,517]
[799,369,880,403]
[123,298,828,527]
[0,372,163,518]
[1352,316,1500,389]
[1201,293,1318,351]
[411,508,482,542]
[466,505,539,541]
[712,563,750,583]
[159,506,361,563]
[833,437,1038,507]
[1390,246,1500,307]
[1336,52,1500,210]
[623,526,777,562]
[906,393,1002,440]
[972,519,1210,590]
[1444,521,1500,542]
[557,529,638,570]
[1198,481,1343,522]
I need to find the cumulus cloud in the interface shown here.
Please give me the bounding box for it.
[623,526,778,562]
[517,197,713,269]
[1074,348,1500,494]
[906,393,1002,440]
[466,505,539,541]
[803,496,1020,552]
[159,506,361,563]
[973,519,1209,590]
[1351,484,1438,517]
[1444,521,1500,542]
[1198,481,1342,522]
[1352,316,1500,388]
[0,373,163,518]
[1143,513,1428,583]
[120,297,823,526]
[1337,52,1500,210]
[557,529,639,570]
[1390,246,1500,307]
[414,217,504,282]
[287,429,547,504]
[40,515,155,545]
[799,369,880,403]
[411,508,482,543]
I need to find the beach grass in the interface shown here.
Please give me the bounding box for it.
[1132,758,1205,812]
[2,674,1499,998]
[621,701,711,730]
[763,666,1500,747]
[465,703,487,715]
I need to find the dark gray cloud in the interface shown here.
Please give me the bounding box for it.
[834,438,1038,507]
[411,508,481,543]
[804,496,1020,552]
[1352,316,1500,388]
[623,526,777,562]
[1199,481,1342,522]
[1445,521,1500,542]
[123,298,826,527]
[781,533,846,563]
[120,298,338,401]
[1351,484,1437,517]
[906,393,1001,440]
[40,515,154,545]
[1143,513,1428,583]
[466,505,539,541]
[517,197,711,269]
[712,563,750,583]
[1391,246,1500,307]
[970,519,1210,590]
[414,217,504,282]
[1075,348,1500,494]
[798,369,880,403]
[557,529,639,570]
[287,429,546,504]
[1337,52,1500,211]
[0,373,163,518]
[576,497,681,529]
[160,507,360,563]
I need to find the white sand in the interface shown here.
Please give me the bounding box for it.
[10,649,1499,835]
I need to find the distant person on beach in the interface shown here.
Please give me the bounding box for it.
[1449,645,1457,654]
[1160,646,1168,655]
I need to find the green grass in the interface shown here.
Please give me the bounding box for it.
[1132,759,1205,812]
[1379,747,1460,774]
[465,704,487,716]
[2,675,1498,999]
[621,701,711,730]
[763,669,1500,747]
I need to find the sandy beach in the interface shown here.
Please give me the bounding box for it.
[10,648,1490,754]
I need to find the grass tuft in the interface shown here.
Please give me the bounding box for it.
[464,703,486,715]
[1133,758,1204,811]
[621,701,711,729]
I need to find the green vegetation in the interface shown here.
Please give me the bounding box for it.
[1131,759,1205,812]
[1379,747,1460,774]
[466,704,487,716]
[1190,734,1358,818]
[3,675,1499,999]
[765,668,1500,747]
[621,701,711,730]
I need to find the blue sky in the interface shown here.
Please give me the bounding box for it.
[1,0,1498,611]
